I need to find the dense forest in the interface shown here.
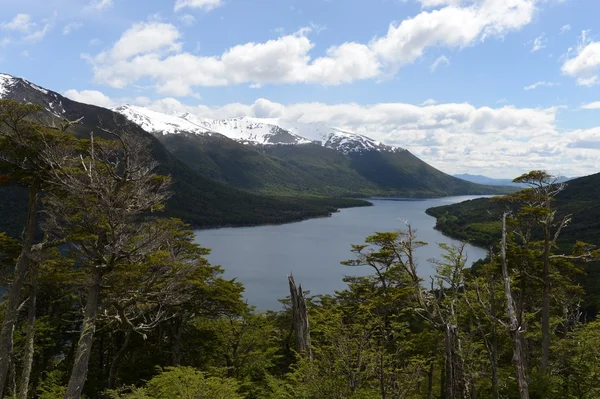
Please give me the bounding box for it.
[1,100,600,399]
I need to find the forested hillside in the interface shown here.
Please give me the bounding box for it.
[427,171,600,315]
[2,103,600,399]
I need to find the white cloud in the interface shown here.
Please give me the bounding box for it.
[524,81,556,90]
[421,98,437,106]
[63,22,82,35]
[1,13,55,43]
[419,0,474,8]
[1,14,35,33]
[179,14,196,26]
[560,24,571,34]
[531,33,546,52]
[23,22,53,43]
[430,55,450,72]
[174,0,224,12]
[86,0,114,12]
[64,89,116,108]
[580,101,600,110]
[562,31,600,86]
[87,0,539,95]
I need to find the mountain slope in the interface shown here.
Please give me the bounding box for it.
[116,105,510,197]
[426,172,600,314]
[0,73,370,237]
[426,172,600,247]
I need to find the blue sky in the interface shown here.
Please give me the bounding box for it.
[1,0,600,178]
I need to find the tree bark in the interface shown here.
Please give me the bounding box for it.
[64,265,103,399]
[0,178,41,397]
[427,361,434,399]
[541,225,551,370]
[17,265,39,399]
[288,275,311,360]
[108,329,131,389]
[444,324,469,399]
[501,213,529,399]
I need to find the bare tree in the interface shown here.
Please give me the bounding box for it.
[500,212,530,399]
[40,128,171,399]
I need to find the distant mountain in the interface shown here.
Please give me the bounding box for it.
[454,173,573,187]
[0,73,370,236]
[115,104,402,154]
[115,105,510,197]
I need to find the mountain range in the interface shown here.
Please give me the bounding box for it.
[0,72,510,235]
[110,103,509,197]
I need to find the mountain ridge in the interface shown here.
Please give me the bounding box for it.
[114,104,404,155]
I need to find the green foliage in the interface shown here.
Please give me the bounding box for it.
[108,367,243,399]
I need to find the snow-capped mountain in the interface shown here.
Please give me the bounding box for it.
[0,73,68,117]
[114,104,403,154]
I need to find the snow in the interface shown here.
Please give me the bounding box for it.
[113,105,212,135]
[179,114,310,145]
[0,73,16,98]
[28,82,48,94]
[115,105,405,154]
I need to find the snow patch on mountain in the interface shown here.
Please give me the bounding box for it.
[114,105,213,135]
[179,113,310,145]
[0,74,16,98]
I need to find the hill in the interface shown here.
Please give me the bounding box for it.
[426,172,600,313]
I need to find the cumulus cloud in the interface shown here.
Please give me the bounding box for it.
[174,0,224,12]
[524,81,556,90]
[562,31,600,86]
[86,0,538,95]
[64,89,152,109]
[64,89,116,108]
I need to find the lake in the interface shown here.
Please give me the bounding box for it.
[194,196,489,310]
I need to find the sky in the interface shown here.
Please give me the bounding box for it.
[1,0,600,178]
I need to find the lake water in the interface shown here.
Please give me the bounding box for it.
[193,196,489,310]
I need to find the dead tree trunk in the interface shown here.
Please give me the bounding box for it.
[288,275,311,361]
[64,265,103,399]
[0,178,41,397]
[17,264,39,399]
[444,323,469,399]
[501,213,529,399]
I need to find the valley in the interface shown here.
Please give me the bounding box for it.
[0,73,509,237]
